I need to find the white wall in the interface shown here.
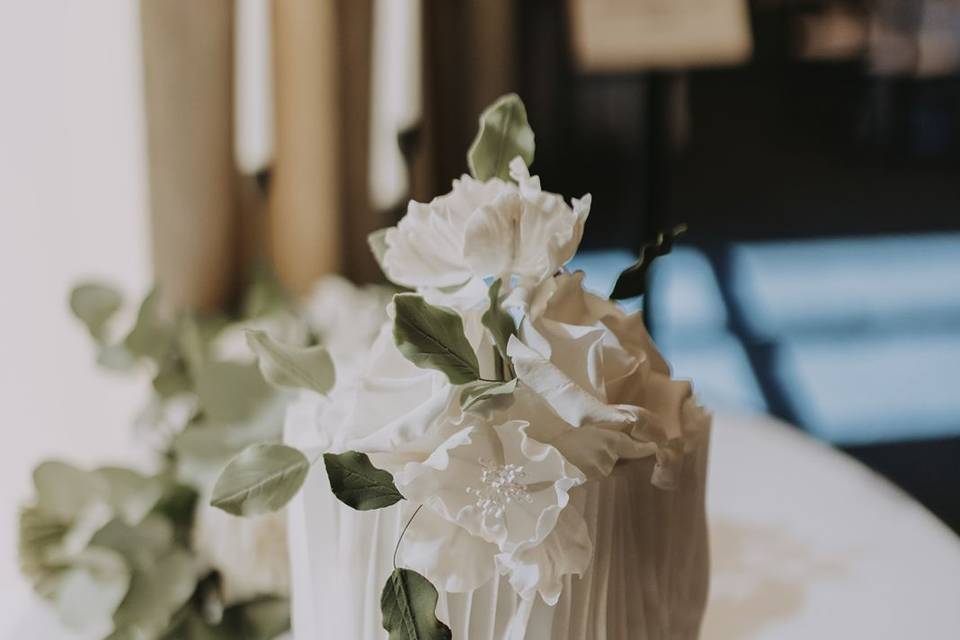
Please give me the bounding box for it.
[0,0,150,611]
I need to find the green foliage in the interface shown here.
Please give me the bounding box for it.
[151,482,200,548]
[610,224,687,300]
[17,506,68,588]
[210,443,311,516]
[467,93,535,182]
[97,467,166,524]
[194,361,273,424]
[229,596,291,639]
[19,460,189,636]
[108,549,197,639]
[161,595,290,640]
[481,278,517,380]
[123,288,177,362]
[323,451,404,511]
[176,315,208,379]
[70,282,124,342]
[33,460,110,520]
[241,263,292,320]
[30,272,306,638]
[170,400,287,492]
[393,293,480,384]
[48,548,131,632]
[151,354,193,399]
[460,378,518,411]
[381,568,452,640]
[89,516,175,573]
[246,329,335,394]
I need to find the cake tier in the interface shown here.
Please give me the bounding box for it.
[287,426,710,640]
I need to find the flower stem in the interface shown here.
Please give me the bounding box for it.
[393,504,424,570]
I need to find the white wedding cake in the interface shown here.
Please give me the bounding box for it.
[282,96,711,639]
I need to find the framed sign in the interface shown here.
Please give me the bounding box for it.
[569,0,753,71]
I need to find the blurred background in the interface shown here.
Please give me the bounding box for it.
[1,0,959,615]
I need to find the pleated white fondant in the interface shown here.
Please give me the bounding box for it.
[286,423,710,640]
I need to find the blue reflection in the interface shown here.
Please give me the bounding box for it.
[572,233,960,446]
[728,233,960,340]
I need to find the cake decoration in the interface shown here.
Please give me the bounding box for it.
[209,94,710,639]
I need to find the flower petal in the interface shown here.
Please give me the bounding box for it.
[509,387,657,480]
[383,202,473,288]
[507,336,640,429]
[400,504,497,593]
[463,193,525,279]
[497,505,592,605]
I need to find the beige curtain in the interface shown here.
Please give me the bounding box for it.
[140,0,521,307]
[269,0,520,287]
[263,0,379,290]
[141,0,238,313]
[270,0,344,294]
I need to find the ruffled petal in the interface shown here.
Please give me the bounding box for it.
[399,504,498,593]
[462,192,525,278]
[498,423,585,550]
[383,202,473,288]
[395,421,585,557]
[508,386,657,481]
[507,336,640,429]
[497,505,593,605]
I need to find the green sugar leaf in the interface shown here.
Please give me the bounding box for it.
[610,224,688,301]
[210,443,310,516]
[460,378,518,411]
[393,293,480,384]
[323,451,404,511]
[467,93,535,182]
[381,569,452,640]
[246,329,335,394]
[481,278,517,374]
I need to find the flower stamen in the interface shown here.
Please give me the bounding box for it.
[466,459,533,520]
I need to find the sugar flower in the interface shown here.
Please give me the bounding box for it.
[383,158,590,296]
[507,272,709,486]
[394,421,590,602]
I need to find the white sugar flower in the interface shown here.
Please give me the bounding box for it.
[294,295,511,460]
[383,174,512,289]
[383,158,590,296]
[394,421,590,602]
[301,320,454,456]
[507,272,709,486]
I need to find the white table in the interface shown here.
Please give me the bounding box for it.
[7,413,959,638]
[703,413,960,639]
